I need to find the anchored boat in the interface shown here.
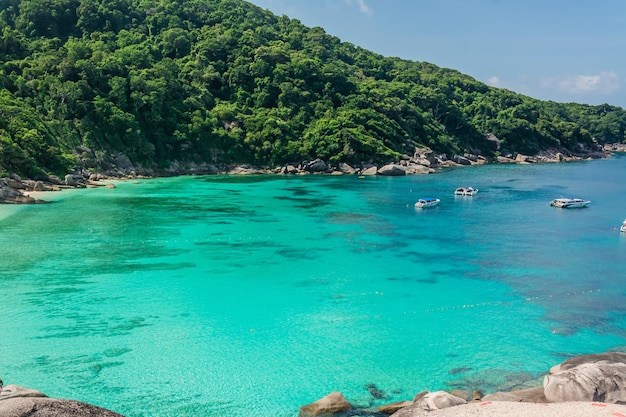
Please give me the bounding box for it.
[415,198,440,208]
[455,187,478,196]
[549,198,590,208]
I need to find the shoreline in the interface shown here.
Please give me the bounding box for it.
[4,353,626,417]
[2,144,625,205]
[392,401,626,417]
[298,352,626,417]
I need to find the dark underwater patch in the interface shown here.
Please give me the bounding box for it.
[89,361,124,375]
[275,247,317,260]
[449,366,472,375]
[445,368,542,393]
[283,186,315,196]
[36,316,152,339]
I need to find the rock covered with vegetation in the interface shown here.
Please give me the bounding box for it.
[1,0,626,181]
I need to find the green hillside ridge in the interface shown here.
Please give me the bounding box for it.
[1,0,625,179]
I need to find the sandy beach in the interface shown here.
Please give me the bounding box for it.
[395,401,626,417]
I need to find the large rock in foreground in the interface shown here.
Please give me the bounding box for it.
[299,391,351,416]
[0,385,124,417]
[549,352,626,374]
[0,398,125,417]
[544,352,626,403]
[0,384,47,400]
[390,391,466,417]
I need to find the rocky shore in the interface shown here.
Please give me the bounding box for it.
[0,384,124,417]
[299,352,626,417]
[2,142,625,205]
[3,352,626,416]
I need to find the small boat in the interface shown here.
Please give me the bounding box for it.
[454,187,478,196]
[549,198,590,208]
[415,198,440,208]
[621,219,626,233]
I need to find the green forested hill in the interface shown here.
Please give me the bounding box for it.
[1,0,625,178]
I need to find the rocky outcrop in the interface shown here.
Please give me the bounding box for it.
[390,391,466,417]
[496,155,516,163]
[282,164,299,174]
[64,174,86,187]
[338,162,356,174]
[604,143,626,152]
[3,177,25,189]
[515,153,533,163]
[412,148,438,165]
[33,181,45,191]
[299,391,351,417]
[112,152,134,172]
[296,352,626,417]
[416,391,467,411]
[448,390,479,402]
[484,133,501,151]
[544,352,626,403]
[226,165,266,175]
[361,166,378,176]
[0,384,47,399]
[463,153,479,162]
[403,165,435,175]
[376,400,412,415]
[0,384,124,417]
[0,171,123,204]
[378,164,406,176]
[0,180,44,204]
[548,352,626,374]
[0,398,125,417]
[303,159,328,173]
[452,155,471,165]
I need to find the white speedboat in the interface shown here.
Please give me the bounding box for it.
[549,198,590,208]
[415,198,440,208]
[454,187,478,196]
[621,219,626,233]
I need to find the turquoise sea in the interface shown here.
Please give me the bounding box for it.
[2,155,626,416]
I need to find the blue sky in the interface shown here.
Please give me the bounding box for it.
[247,0,626,109]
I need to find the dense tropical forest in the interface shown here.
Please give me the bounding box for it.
[1,0,626,179]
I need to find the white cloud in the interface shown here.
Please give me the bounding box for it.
[478,72,622,105]
[486,76,502,87]
[542,71,620,95]
[344,0,373,16]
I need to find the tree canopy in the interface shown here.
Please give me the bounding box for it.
[1,0,625,178]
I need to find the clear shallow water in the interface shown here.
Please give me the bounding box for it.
[1,155,626,416]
